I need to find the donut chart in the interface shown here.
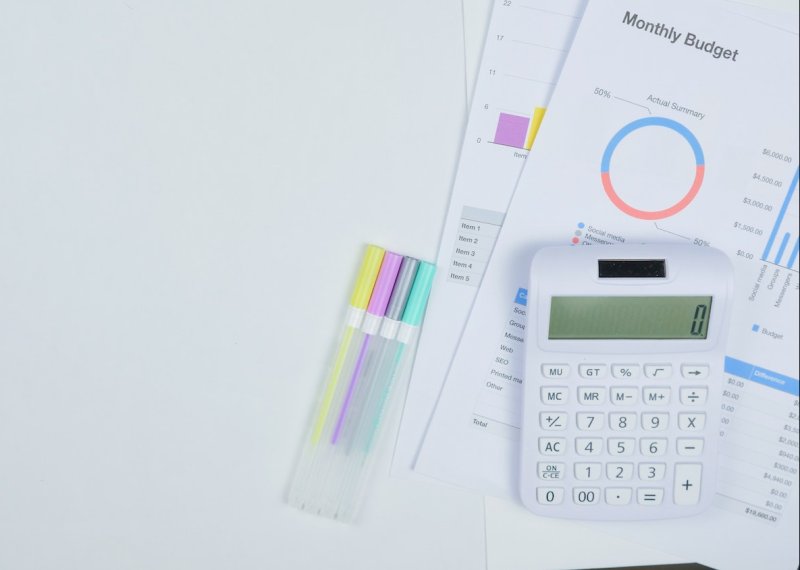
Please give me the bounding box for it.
[600,117,705,220]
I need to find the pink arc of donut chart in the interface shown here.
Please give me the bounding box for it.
[600,117,705,220]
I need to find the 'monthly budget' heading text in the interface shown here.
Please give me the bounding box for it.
[622,11,739,62]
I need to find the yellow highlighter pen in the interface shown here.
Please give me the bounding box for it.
[288,244,384,509]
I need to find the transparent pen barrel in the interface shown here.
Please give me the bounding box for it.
[335,331,418,522]
[288,324,366,512]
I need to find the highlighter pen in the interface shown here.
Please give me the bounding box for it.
[299,251,403,514]
[333,261,436,522]
[330,251,403,444]
[288,245,384,510]
[334,256,420,450]
[316,256,419,517]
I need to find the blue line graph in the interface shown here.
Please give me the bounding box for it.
[762,167,799,270]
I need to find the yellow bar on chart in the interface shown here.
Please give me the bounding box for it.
[524,107,547,151]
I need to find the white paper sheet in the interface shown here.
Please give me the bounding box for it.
[392,0,587,478]
[417,0,799,567]
[461,0,494,104]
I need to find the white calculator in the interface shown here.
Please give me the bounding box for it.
[520,244,733,520]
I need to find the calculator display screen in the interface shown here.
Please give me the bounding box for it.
[548,296,712,340]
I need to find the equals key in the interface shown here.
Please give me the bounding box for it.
[637,489,663,505]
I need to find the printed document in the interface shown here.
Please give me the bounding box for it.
[416,0,799,567]
[392,0,587,477]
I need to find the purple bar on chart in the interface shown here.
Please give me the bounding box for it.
[494,113,530,148]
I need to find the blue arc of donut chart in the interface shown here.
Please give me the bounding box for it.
[600,117,705,220]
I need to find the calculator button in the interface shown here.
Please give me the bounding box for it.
[644,364,672,379]
[681,364,710,380]
[610,387,637,406]
[576,413,604,431]
[612,364,640,379]
[605,488,633,505]
[542,364,570,379]
[576,438,603,456]
[574,462,602,481]
[678,413,706,431]
[608,438,634,456]
[540,412,567,430]
[640,438,668,456]
[642,387,671,405]
[637,488,664,505]
[609,413,636,431]
[638,463,666,481]
[538,462,565,481]
[677,438,704,456]
[573,487,600,505]
[606,462,634,481]
[673,463,703,505]
[579,364,607,379]
[539,437,566,455]
[642,413,669,431]
[541,386,568,405]
[578,387,606,405]
[680,387,708,406]
[537,487,564,505]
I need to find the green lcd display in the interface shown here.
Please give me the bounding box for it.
[548,296,713,340]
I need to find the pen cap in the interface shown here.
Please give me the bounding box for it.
[384,257,420,321]
[366,252,403,316]
[401,262,436,326]
[349,245,386,310]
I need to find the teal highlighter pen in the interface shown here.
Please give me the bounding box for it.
[332,261,436,522]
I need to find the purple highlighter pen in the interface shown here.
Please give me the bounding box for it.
[330,252,403,444]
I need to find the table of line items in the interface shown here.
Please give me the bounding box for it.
[448,206,505,287]
[716,357,799,524]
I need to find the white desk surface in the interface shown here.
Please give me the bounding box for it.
[0,2,485,569]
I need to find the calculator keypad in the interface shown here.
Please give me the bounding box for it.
[534,361,710,510]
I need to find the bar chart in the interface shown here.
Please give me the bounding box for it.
[762,167,799,270]
[491,107,546,151]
